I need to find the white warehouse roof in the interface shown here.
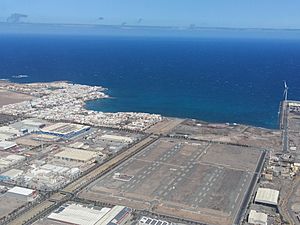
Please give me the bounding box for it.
[255,188,279,206]
[41,123,89,135]
[248,210,268,225]
[0,141,16,150]
[101,134,133,143]
[95,205,131,225]
[48,204,111,225]
[6,154,25,162]
[1,169,23,179]
[54,148,97,162]
[7,186,35,196]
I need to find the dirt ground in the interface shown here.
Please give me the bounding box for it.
[0,90,33,107]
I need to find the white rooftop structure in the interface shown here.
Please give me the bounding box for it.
[7,186,35,196]
[40,164,70,174]
[0,126,21,139]
[248,210,268,225]
[0,133,12,141]
[255,188,279,206]
[289,102,300,107]
[6,154,25,162]
[69,141,85,149]
[54,148,97,162]
[0,141,17,150]
[48,203,111,225]
[95,205,132,225]
[1,169,23,179]
[100,134,133,143]
[40,122,90,138]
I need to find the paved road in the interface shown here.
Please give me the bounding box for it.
[233,150,266,225]
[145,118,184,135]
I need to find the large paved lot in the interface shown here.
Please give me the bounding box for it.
[79,138,264,225]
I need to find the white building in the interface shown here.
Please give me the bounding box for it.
[255,188,279,206]
[0,168,23,180]
[54,148,97,163]
[40,123,90,138]
[100,134,133,143]
[6,186,37,201]
[48,203,111,225]
[96,205,132,225]
[0,141,17,151]
[248,210,268,225]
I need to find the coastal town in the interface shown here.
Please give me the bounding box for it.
[0,80,299,225]
[0,81,162,131]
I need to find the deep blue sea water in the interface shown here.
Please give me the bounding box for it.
[0,34,300,129]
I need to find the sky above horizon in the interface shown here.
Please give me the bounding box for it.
[0,0,300,29]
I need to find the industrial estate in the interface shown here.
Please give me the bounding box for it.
[0,80,299,225]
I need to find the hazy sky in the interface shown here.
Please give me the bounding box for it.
[1,0,300,28]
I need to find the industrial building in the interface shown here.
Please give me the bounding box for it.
[54,148,97,163]
[248,210,268,225]
[0,154,25,170]
[255,188,279,206]
[0,141,17,151]
[40,123,90,139]
[0,125,21,141]
[69,141,88,149]
[6,186,37,201]
[21,163,81,190]
[10,118,46,133]
[100,134,133,143]
[47,203,111,225]
[47,204,131,225]
[0,168,23,180]
[95,205,132,225]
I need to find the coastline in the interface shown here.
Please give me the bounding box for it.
[0,81,162,131]
[0,80,279,131]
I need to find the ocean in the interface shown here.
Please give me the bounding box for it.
[0,33,300,129]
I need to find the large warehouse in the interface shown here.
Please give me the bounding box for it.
[6,186,37,201]
[255,188,279,207]
[47,204,132,225]
[54,148,97,163]
[40,123,90,139]
[48,203,111,225]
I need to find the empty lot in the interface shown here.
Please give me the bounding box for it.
[80,138,263,225]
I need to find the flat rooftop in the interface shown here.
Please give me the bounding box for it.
[7,186,35,196]
[79,138,264,225]
[41,123,90,135]
[54,148,97,162]
[47,203,111,225]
